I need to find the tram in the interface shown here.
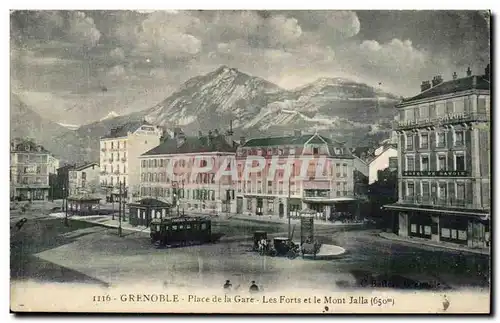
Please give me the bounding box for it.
[150,216,213,247]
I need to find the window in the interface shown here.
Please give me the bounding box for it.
[421,155,429,171]
[446,101,454,114]
[268,181,273,194]
[111,142,114,149]
[336,182,341,196]
[436,132,446,148]
[436,103,446,116]
[342,164,348,177]
[335,163,341,177]
[313,147,319,154]
[389,157,398,169]
[421,181,430,198]
[407,182,415,197]
[455,153,465,171]
[406,156,415,171]
[456,183,465,201]
[420,105,429,119]
[420,133,429,149]
[438,182,447,199]
[406,135,414,150]
[454,130,464,146]
[438,154,447,171]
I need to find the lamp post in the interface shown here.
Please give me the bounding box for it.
[287,163,295,240]
[118,181,123,237]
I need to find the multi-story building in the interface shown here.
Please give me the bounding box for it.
[10,138,59,201]
[68,162,100,196]
[235,131,358,220]
[99,120,162,201]
[384,66,491,248]
[138,129,237,216]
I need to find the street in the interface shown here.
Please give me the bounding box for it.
[10,204,490,293]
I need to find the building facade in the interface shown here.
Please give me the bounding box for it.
[138,130,238,216]
[367,144,398,184]
[235,132,358,221]
[68,162,101,196]
[10,139,59,201]
[99,121,162,201]
[384,67,490,248]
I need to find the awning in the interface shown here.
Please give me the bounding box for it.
[383,203,490,220]
[303,197,356,203]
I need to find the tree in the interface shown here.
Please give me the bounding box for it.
[367,167,398,221]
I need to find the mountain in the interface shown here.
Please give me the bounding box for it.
[144,66,400,145]
[100,111,120,121]
[145,65,285,133]
[10,93,72,159]
[28,66,400,162]
[58,123,80,130]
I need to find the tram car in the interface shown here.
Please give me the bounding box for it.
[150,216,213,247]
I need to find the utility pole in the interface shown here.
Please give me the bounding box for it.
[64,180,69,227]
[288,177,291,240]
[182,180,185,217]
[118,181,122,237]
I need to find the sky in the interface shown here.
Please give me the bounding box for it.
[10,10,490,125]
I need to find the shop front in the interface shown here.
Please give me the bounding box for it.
[408,212,433,239]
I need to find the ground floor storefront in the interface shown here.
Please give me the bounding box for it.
[385,205,490,249]
[237,195,362,222]
[11,187,49,201]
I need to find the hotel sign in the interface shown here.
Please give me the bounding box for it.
[403,170,469,177]
[398,113,467,128]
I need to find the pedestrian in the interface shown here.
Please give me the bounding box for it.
[223,280,232,290]
[249,281,259,293]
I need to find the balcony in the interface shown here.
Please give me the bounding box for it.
[394,112,490,130]
[101,148,107,152]
[121,158,127,162]
[100,171,107,175]
[114,171,120,175]
[401,195,485,210]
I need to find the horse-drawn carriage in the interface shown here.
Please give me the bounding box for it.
[252,231,300,259]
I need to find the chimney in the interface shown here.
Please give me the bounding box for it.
[176,131,186,148]
[466,66,472,77]
[173,127,182,138]
[452,72,458,80]
[240,136,246,145]
[207,130,213,145]
[431,75,443,87]
[485,64,490,80]
[294,130,301,137]
[225,121,234,147]
[420,80,431,92]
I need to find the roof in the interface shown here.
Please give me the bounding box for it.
[101,120,154,139]
[142,134,237,156]
[129,198,172,207]
[67,194,101,201]
[242,134,332,147]
[10,138,50,153]
[351,146,372,159]
[73,162,99,172]
[401,75,490,104]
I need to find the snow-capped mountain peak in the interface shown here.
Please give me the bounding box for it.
[100,111,120,121]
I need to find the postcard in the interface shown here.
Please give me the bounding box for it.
[9,9,491,314]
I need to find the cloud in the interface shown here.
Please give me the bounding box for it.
[66,12,101,48]
[109,47,125,61]
[358,38,427,71]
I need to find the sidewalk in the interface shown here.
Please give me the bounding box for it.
[379,232,490,255]
[222,213,367,228]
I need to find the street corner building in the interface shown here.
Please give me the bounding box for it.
[384,66,491,249]
[235,131,360,221]
[137,127,238,219]
[99,120,163,202]
[10,138,59,201]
